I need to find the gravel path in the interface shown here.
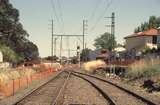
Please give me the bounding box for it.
[63,75,109,105]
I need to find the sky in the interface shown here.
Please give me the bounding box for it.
[10,0,160,57]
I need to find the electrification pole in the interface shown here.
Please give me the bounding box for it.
[83,20,85,51]
[60,35,62,63]
[77,46,80,67]
[67,37,70,58]
[54,38,57,56]
[52,34,84,64]
[83,20,88,51]
[51,19,54,59]
[105,12,115,50]
[111,12,115,45]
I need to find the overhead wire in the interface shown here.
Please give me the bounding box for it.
[50,0,63,33]
[56,0,65,34]
[74,0,102,35]
[89,0,114,32]
[73,0,101,35]
[88,0,102,21]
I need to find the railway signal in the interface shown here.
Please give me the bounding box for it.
[77,45,81,67]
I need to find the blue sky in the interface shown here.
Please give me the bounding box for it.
[10,0,160,57]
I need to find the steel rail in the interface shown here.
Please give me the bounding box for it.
[13,71,65,105]
[71,72,117,105]
[52,71,71,105]
[72,71,159,105]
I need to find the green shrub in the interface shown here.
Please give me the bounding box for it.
[0,44,23,63]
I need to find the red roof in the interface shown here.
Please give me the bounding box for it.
[124,28,160,39]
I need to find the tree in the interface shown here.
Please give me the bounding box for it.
[80,48,92,61]
[134,16,160,33]
[70,56,78,64]
[149,16,157,28]
[45,55,59,61]
[0,44,23,63]
[22,41,39,60]
[156,17,160,27]
[94,32,116,50]
[0,0,39,62]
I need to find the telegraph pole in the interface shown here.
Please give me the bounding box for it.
[51,19,54,59]
[105,12,115,50]
[67,37,70,58]
[83,20,85,51]
[52,34,84,64]
[111,12,115,42]
[77,45,80,67]
[60,35,62,63]
[85,43,87,49]
[54,38,57,56]
[83,20,88,51]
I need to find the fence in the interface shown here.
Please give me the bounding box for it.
[0,68,57,99]
[108,59,136,66]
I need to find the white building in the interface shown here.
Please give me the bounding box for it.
[124,28,160,53]
[0,51,3,62]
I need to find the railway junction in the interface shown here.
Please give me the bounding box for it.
[0,68,159,105]
[0,1,160,105]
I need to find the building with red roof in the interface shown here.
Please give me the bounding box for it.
[124,28,160,52]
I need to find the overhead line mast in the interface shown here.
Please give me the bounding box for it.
[89,0,113,32]
[50,0,63,33]
[51,19,54,58]
[56,0,65,34]
[105,12,115,50]
[83,20,88,51]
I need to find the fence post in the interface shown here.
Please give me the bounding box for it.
[12,79,14,96]
[31,75,32,82]
[40,73,42,79]
[18,78,20,89]
[27,77,29,88]
[0,79,2,89]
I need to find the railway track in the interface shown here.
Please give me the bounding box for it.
[13,71,70,105]
[13,71,110,105]
[70,72,116,105]
[11,70,159,105]
[72,71,159,105]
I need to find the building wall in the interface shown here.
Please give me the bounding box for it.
[144,36,157,49]
[125,36,153,52]
[144,36,152,43]
[126,36,145,51]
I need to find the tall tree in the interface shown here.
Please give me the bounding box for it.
[80,48,92,61]
[134,16,160,33]
[0,44,23,63]
[149,16,157,28]
[0,0,39,62]
[94,32,116,50]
